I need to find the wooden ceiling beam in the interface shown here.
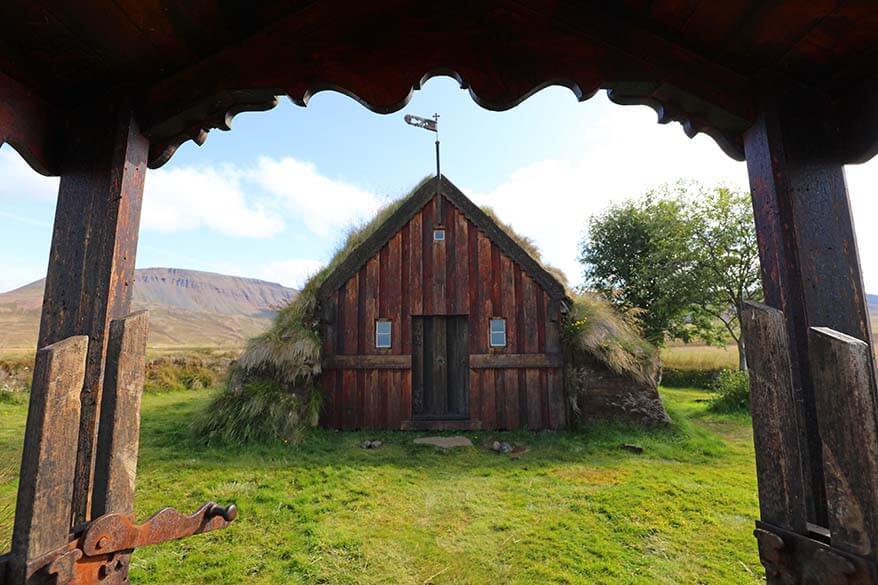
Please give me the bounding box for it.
[139,0,757,168]
[0,68,62,176]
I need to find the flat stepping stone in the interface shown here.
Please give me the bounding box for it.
[413,436,473,449]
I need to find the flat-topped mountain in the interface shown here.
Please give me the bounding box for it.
[0,267,298,349]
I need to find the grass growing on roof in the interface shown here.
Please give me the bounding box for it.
[197,177,662,445]
[194,179,431,445]
[563,293,660,387]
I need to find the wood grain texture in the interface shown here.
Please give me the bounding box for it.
[0,68,60,176]
[36,106,148,526]
[454,208,470,314]
[10,335,87,580]
[364,257,379,355]
[327,355,411,369]
[809,326,878,557]
[740,301,807,534]
[525,368,542,428]
[744,97,876,526]
[469,353,563,369]
[409,212,423,315]
[500,254,518,353]
[319,178,568,430]
[91,310,150,519]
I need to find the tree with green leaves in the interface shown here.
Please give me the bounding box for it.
[685,185,762,370]
[579,182,761,369]
[579,191,700,346]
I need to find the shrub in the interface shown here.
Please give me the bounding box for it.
[144,360,222,393]
[708,369,750,413]
[191,379,309,445]
[660,368,723,389]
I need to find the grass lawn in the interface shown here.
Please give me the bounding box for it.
[0,388,761,584]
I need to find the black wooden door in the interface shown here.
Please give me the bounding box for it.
[412,316,469,418]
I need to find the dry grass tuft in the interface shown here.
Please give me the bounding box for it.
[196,180,431,444]
[563,293,660,387]
[201,178,659,443]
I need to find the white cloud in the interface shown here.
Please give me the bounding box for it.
[251,259,326,289]
[845,163,878,292]
[250,156,383,237]
[469,99,749,287]
[0,147,58,200]
[143,165,283,237]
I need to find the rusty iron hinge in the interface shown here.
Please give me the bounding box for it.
[25,502,236,585]
[755,521,878,585]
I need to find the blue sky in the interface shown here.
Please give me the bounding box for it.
[2,76,877,293]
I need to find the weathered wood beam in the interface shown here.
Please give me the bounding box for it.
[91,311,150,518]
[469,353,564,369]
[9,335,88,585]
[0,68,61,176]
[744,93,875,528]
[37,105,149,526]
[326,354,411,370]
[140,0,754,168]
[740,301,807,534]
[809,326,878,558]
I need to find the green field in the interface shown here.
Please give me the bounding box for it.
[0,388,761,584]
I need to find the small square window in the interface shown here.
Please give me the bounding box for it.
[376,320,392,349]
[489,318,507,347]
[433,229,445,241]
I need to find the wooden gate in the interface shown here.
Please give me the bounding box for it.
[743,301,878,583]
[0,312,236,585]
[412,316,469,420]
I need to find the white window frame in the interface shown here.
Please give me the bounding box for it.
[489,318,507,348]
[433,228,446,241]
[375,319,392,349]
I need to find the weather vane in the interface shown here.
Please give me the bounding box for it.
[404,113,440,178]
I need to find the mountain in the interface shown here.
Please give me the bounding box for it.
[0,268,297,350]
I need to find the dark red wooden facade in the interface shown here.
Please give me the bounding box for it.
[319,178,567,430]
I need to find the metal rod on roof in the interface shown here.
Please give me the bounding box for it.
[404,112,440,179]
[405,112,442,223]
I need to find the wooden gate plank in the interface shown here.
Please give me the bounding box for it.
[10,335,88,580]
[505,369,520,429]
[432,316,448,415]
[741,301,807,533]
[37,108,148,525]
[412,317,424,416]
[526,368,542,429]
[809,326,878,557]
[92,311,149,518]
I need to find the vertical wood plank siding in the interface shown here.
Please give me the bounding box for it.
[321,195,564,429]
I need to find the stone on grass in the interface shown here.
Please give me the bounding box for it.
[413,436,473,449]
[621,443,644,454]
[492,441,513,454]
[360,440,383,449]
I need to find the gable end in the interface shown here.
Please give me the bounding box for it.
[317,176,567,302]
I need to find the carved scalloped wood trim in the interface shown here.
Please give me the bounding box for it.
[606,82,748,161]
[143,76,748,170]
[143,89,279,169]
[0,69,62,176]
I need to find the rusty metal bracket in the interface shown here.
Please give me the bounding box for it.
[24,502,236,585]
[755,521,878,584]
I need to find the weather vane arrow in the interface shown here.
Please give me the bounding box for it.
[405,113,441,178]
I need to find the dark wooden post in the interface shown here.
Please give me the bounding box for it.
[8,336,88,584]
[809,327,878,559]
[37,105,148,526]
[743,95,875,527]
[741,302,807,534]
[91,310,150,518]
